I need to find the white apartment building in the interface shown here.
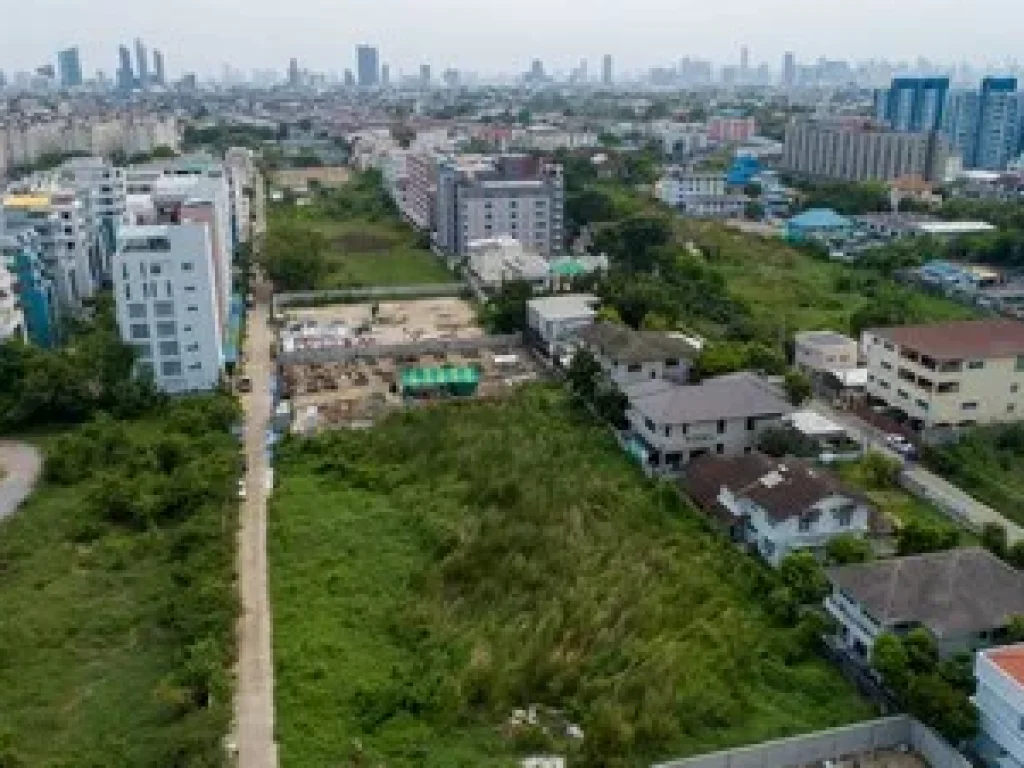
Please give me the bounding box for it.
[863,319,1024,429]
[113,223,223,392]
[0,256,25,341]
[657,170,747,218]
[224,147,255,246]
[976,645,1024,768]
[466,236,550,290]
[653,122,710,160]
[794,330,860,375]
[55,156,126,280]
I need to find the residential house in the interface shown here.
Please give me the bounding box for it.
[785,208,854,244]
[683,453,872,566]
[794,330,860,375]
[576,322,698,386]
[624,372,791,474]
[862,319,1024,429]
[975,644,1024,768]
[526,294,598,357]
[825,547,1024,662]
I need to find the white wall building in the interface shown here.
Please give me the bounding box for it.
[0,255,25,341]
[467,236,550,290]
[795,330,860,375]
[113,222,223,392]
[526,294,598,356]
[224,147,255,246]
[657,170,747,218]
[976,645,1024,768]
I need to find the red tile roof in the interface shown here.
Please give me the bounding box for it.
[870,319,1024,360]
[990,646,1024,688]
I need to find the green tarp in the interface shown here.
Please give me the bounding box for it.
[401,366,480,395]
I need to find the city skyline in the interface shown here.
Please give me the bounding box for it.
[3,0,1024,79]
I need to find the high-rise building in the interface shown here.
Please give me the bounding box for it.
[152,50,165,86]
[356,45,379,87]
[0,226,56,347]
[287,57,299,87]
[602,54,613,86]
[343,69,355,87]
[117,45,134,91]
[975,77,1021,171]
[876,77,950,133]
[419,64,431,86]
[135,38,149,88]
[381,63,390,87]
[57,47,83,88]
[782,52,796,87]
[740,46,750,73]
[782,119,949,183]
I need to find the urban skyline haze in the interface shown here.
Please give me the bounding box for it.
[2,0,1024,79]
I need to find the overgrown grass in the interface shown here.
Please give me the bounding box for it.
[270,387,874,767]
[0,396,239,767]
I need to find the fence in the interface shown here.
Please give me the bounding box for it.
[272,282,468,315]
[652,715,970,768]
[277,333,524,366]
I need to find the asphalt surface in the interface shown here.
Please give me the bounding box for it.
[0,441,42,522]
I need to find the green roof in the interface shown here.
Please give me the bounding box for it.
[551,260,587,276]
[401,366,480,390]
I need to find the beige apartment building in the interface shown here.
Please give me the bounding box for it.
[863,319,1024,429]
[782,119,949,183]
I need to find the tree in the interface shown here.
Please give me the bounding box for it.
[1008,541,1024,570]
[981,522,1009,559]
[744,200,765,220]
[482,280,533,334]
[758,426,819,459]
[897,520,960,556]
[861,451,901,489]
[783,370,812,406]
[903,628,939,674]
[566,348,602,403]
[872,633,911,691]
[825,534,872,565]
[778,551,829,605]
[257,219,329,290]
[1006,615,1024,642]
[595,305,621,324]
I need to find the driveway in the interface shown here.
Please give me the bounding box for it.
[0,441,42,522]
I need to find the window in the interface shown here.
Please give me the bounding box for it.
[154,301,174,317]
[961,402,978,411]
[126,303,146,320]
[161,360,182,377]
[897,389,909,399]
[715,443,724,455]
[166,280,172,297]
[915,399,929,410]
[798,517,813,532]
[124,284,131,301]
[159,341,180,356]
[129,323,150,340]
[187,305,199,312]
[184,285,197,293]
[627,363,642,373]
[121,263,129,281]
[665,358,679,368]
[183,325,192,333]
[835,506,854,527]
[881,361,893,371]
[156,321,176,337]
[1017,355,1024,372]
[1013,384,1020,394]
[150,264,162,275]
[746,418,756,431]
[186,342,200,352]
[968,360,985,370]
[137,362,155,379]
[937,382,960,394]
[187,362,202,371]
[717,419,726,434]
[181,261,194,272]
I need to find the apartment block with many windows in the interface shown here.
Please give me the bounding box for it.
[863,319,1024,429]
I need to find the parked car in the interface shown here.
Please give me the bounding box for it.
[884,433,917,459]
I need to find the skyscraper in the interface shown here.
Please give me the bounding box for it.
[419,64,431,86]
[381,63,390,87]
[877,77,950,133]
[117,45,134,91]
[782,52,796,87]
[134,38,149,88]
[740,46,750,73]
[57,47,83,88]
[152,49,165,86]
[975,77,1021,170]
[287,57,299,87]
[356,45,379,87]
[602,54,613,86]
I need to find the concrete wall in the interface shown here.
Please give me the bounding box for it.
[277,333,523,366]
[652,716,969,768]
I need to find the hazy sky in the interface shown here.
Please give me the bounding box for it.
[2,0,1023,78]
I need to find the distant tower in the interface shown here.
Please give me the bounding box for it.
[381,63,390,87]
[117,44,134,91]
[134,38,149,87]
[152,49,165,86]
[288,57,299,87]
[57,47,83,88]
[783,51,796,87]
[356,45,379,87]
[740,46,750,72]
[419,64,431,86]
[602,54,613,86]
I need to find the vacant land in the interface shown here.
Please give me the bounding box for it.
[270,387,873,767]
[0,398,238,766]
[310,220,451,287]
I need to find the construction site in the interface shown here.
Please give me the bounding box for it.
[274,297,541,431]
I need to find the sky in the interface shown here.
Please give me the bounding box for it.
[2,0,1023,79]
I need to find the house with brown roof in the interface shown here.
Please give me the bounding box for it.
[825,547,1024,663]
[975,643,1024,768]
[576,322,699,386]
[682,452,872,567]
[862,318,1024,430]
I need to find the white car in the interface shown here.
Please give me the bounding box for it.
[884,434,916,456]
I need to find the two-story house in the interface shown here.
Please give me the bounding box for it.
[825,548,1024,664]
[526,294,598,357]
[624,372,791,475]
[976,644,1024,768]
[576,322,699,386]
[863,319,1024,430]
[683,453,873,567]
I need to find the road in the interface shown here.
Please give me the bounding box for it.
[233,169,279,768]
[809,399,1024,543]
[0,441,42,522]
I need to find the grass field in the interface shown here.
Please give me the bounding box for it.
[0,400,238,766]
[310,220,452,288]
[270,387,874,767]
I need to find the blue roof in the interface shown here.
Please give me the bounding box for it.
[787,208,853,230]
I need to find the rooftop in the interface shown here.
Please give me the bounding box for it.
[788,208,853,230]
[796,330,856,348]
[625,372,791,425]
[527,294,598,321]
[987,645,1024,688]
[828,547,1024,639]
[912,221,996,235]
[577,322,699,364]
[868,319,1024,360]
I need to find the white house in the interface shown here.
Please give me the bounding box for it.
[684,453,872,566]
[467,236,550,291]
[976,645,1024,768]
[625,372,791,475]
[526,294,598,356]
[794,330,860,375]
[576,322,698,386]
[657,169,747,218]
